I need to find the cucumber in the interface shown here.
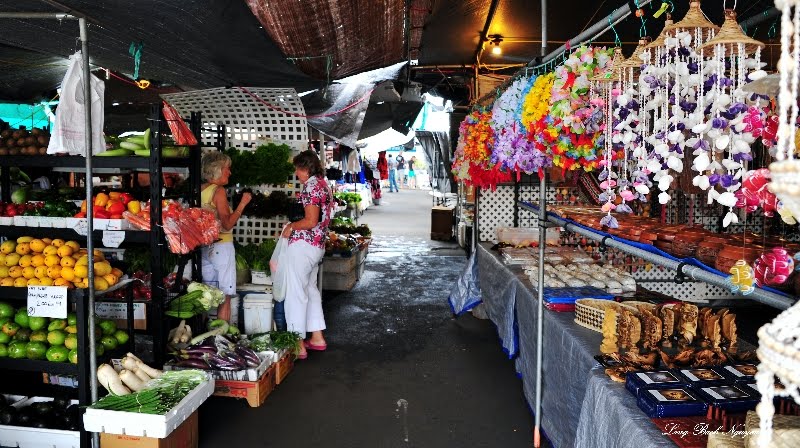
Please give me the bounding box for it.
[120,141,144,151]
[134,149,150,157]
[96,148,133,157]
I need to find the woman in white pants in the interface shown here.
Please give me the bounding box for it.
[281,150,333,359]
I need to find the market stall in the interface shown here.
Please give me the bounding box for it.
[450,1,800,447]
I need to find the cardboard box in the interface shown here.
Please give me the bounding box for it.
[275,352,294,385]
[94,302,147,331]
[100,411,198,448]
[213,364,276,407]
[431,206,454,237]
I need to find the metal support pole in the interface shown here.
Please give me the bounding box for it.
[78,17,99,448]
[519,203,796,311]
[533,174,547,447]
[540,0,548,57]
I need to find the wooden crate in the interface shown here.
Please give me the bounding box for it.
[431,231,453,241]
[100,411,198,448]
[212,364,276,407]
[275,352,295,385]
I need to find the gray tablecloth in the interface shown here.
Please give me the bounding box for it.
[475,243,677,448]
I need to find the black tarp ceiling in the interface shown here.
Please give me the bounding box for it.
[0,0,320,102]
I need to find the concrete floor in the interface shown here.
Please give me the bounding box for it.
[199,188,535,447]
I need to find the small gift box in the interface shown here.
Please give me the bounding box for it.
[625,370,685,398]
[674,368,729,387]
[694,384,759,413]
[638,387,709,418]
[717,364,757,383]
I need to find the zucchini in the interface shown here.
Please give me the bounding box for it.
[134,149,151,157]
[120,141,144,151]
[96,148,133,157]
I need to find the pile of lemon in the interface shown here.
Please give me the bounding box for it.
[0,237,122,291]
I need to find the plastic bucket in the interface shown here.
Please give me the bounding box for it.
[243,293,274,334]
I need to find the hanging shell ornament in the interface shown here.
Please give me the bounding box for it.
[729,259,755,295]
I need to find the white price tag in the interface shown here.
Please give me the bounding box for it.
[27,286,68,318]
[102,230,125,248]
[72,219,88,236]
[94,302,146,320]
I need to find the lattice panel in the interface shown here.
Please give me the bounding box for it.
[630,264,740,302]
[162,87,308,151]
[226,183,303,244]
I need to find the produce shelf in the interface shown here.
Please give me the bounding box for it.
[0,357,78,375]
[0,226,150,244]
[0,155,191,169]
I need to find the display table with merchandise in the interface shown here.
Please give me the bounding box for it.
[475,243,677,448]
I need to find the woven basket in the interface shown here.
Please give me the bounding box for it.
[621,37,651,69]
[664,1,719,33]
[744,410,800,448]
[646,16,674,49]
[698,10,765,55]
[591,47,626,82]
[574,299,651,332]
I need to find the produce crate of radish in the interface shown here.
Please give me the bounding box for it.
[84,355,213,438]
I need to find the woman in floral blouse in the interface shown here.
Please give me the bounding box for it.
[281,150,333,359]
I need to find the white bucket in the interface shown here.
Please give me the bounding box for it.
[243,293,274,334]
[230,295,240,329]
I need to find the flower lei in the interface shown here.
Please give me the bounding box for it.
[451,109,510,189]
[547,46,613,172]
[491,76,531,171]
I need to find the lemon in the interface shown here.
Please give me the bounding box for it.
[28,239,46,253]
[34,266,49,280]
[73,265,88,278]
[14,277,28,287]
[21,266,35,279]
[51,239,65,248]
[60,266,75,282]
[30,254,45,267]
[44,255,60,267]
[18,255,32,267]
[47,265,62,280]
[56,246,74,258]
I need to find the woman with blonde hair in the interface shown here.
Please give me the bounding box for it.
[200,151,251,322]
[281,150,333,359]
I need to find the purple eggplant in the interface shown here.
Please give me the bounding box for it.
[176,358,210,369]
[219,352,247,369]
[181,346,217,356]
[235,345,261,367]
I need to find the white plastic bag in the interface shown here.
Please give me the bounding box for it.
[269,225,290,302]
[47,51,105,156]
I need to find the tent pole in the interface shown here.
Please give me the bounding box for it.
[79,16,100,448]
[540,0,547,57]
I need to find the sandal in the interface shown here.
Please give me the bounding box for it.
[304,340,327,351]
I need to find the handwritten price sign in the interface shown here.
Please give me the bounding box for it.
[27,286,68,318]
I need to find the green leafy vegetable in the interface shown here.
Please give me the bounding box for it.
[225,143,295,186]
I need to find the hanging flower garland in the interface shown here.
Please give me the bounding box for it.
[548,46,613,172]
[451,108,510,190]
[491,76,540,174]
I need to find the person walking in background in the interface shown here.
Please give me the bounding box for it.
[408,155,417,189]
[387,155,398,192]
[281,150,333,359]
[396,151,406,189]
[200,152,251,322]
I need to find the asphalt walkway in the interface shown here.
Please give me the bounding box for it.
[199,188,535,447]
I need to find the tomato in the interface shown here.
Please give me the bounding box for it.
[106,201,125,215]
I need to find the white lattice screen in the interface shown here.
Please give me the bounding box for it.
[162,87,308,151]
[162,87,311,243]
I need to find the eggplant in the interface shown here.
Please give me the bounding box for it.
[219,352,247,369]
[235,345,262,367]
[52,396,71,409]
[32,402,53,416]
[176,358,210,369]
[181,346,217,356]
[0,406,16,425]
[30,418,48,429]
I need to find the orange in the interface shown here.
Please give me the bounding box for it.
[94,262,112,277]
[41,238,52,245]
[111,268,124,278]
